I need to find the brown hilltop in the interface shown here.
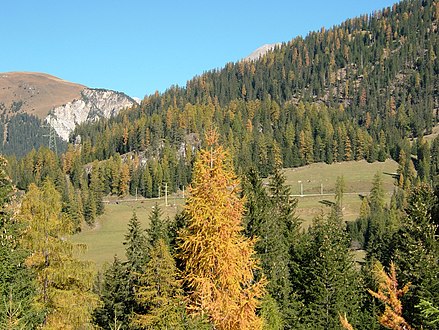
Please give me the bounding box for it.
[0,72,85,119]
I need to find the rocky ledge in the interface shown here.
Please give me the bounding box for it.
[46,88,136,141]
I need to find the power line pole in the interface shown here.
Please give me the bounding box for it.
[43,118,58,154]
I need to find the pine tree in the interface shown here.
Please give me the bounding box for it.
[178,130,265,330]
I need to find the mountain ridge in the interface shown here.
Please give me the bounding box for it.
[0,71,85,119]
[0,72,137,155]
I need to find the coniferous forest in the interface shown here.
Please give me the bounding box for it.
[1,0,439,329]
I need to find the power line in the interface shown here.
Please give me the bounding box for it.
[42,118,57,154]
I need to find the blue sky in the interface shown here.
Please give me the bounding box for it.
[1,1,398,98]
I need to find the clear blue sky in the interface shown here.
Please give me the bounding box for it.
[1,1,398,98]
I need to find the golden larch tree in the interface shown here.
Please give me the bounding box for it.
[178,129,266,330]
[368,262,412,330]
[20,181,99,329]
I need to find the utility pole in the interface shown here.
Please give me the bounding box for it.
[320,183,323,195]
[43,118,58,154]
[164,182,168,206]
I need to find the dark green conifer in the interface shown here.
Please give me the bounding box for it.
[300,210,362,329]
[92,256,132,330]
[124,211,148,272]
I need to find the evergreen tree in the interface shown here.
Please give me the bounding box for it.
[146,203,168,247]
[298,210,362,329]
[241,169,304,329]
[335,175,345,215]
[260,294,284,330]
[93,257,132,330]
[390,184,439,328]
[366,172,390,262]
[123,211,148,272]
[178,130,265,330]
[131,239,187,329]
[89,161,105,216]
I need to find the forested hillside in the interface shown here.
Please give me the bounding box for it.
[70,0,438,187]
[4,0,438,245]
[1,0,439,329]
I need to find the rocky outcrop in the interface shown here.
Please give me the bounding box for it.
[244,43,281,61]
[46,88,136,141]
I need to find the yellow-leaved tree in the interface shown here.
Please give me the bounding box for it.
[20,180,99,329]
[178,129,266,330]
[368,262,412,330]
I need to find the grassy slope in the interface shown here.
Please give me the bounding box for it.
[281,159,398,225]
[73,159,398,268]
[71,198,184,268]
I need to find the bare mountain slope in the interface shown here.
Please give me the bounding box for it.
[0,72,85,119]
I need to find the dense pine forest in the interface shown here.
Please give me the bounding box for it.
[1,0,439,329]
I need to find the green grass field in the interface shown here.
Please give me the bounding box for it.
[71,198,185,268]
[280,159,398,226]
[72,159,399,268]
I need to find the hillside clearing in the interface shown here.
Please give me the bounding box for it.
[73,159,399,268]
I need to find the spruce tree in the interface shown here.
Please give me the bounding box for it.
[299,210,362,329]
[390,184,439,328]
[242,167,300,328]
[92,256,132,330]
[124,211,148,273]
[146,203,168,247]
[131,239,187,329]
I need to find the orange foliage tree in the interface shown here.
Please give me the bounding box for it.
[368,262,412,330]
[178,129,266,330]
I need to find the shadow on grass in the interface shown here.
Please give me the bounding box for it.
[383,171,398,180]
[319,199,335,207]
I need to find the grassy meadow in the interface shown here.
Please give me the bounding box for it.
[280,159,399,225]
[71,197,185,268]
[73,159,399,268]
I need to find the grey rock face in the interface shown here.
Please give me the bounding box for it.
[46,88,136,141]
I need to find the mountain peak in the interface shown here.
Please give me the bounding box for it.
[244,43,281,61]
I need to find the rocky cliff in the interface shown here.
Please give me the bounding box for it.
[46,88,136,141]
